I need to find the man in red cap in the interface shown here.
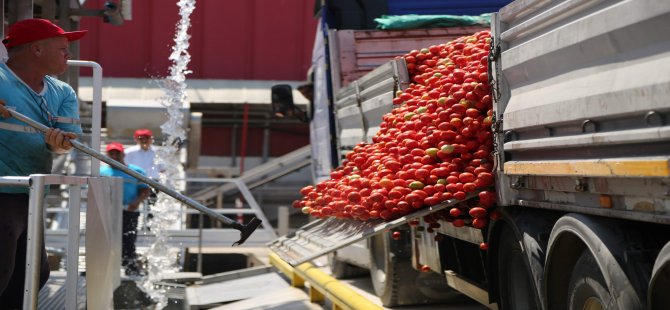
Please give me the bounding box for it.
[125,128,163,180]
[100,142,151,276]
[0,18,87,306]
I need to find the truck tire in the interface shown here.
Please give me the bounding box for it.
[649,241,670,310]
[368,229,458,307]
[567,250,611,310]
[327,252,367,279]
[497,226,541,310]
[545,214,646,310]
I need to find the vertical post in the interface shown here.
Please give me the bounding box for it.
[197,213,203,274]
[216,192,223,209]
[0,1,4,36]
[215,191,223,228]
[90,64,103,176]
[230,123,238,167]
[239,103,249,175]
[42,0,57,21]
[66,184,82,310]
[278,206,289,236]
[261,117,270,163]
[16,0,33,21]
[24,175,45,310]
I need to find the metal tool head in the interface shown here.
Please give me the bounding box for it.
[232,217,262,246]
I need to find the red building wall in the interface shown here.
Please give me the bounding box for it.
[79,0,318,81]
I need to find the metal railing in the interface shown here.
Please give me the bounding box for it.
[0,174,122,310]
[45,177,279,249]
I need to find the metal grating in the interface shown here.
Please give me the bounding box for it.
[268,195,477,266]
[38,273,87,310]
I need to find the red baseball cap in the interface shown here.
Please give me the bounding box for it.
[134,128,153,138]
[106,142,125,153]
[2,18,88,48]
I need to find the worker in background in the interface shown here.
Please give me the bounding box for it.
[100,142,151,276]
[125,128,163,180]
[0,18,86,307]
[125,128,163,229]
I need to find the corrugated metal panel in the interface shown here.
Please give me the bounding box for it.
[79,0,317,80]
[497,0,670,161]
[387,0,513,15]
[493,0,670,217]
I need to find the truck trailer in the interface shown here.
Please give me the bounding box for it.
[270,0,670,309]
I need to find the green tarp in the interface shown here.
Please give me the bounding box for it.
[374,13,491,30]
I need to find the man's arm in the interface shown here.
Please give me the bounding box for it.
[127,187,151,212]
[1,99,78,154]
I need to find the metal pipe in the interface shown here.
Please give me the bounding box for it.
[24,175,45,310]
[7,109,262,245]
[67,60,103,176]
[0,176,30,187]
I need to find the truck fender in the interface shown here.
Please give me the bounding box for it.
[487,205,557,309]
[544,213,646,310]
[649,241,670,309]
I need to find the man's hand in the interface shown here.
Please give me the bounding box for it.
[0,99,10,118]
[45,128,78,153]
[128,188,152,212]
[127,201,140,212]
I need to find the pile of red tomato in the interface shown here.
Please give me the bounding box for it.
[293,30,498,231]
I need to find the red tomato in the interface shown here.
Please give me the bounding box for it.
[347,192,362,203]
[300,186,314,196]
[458,172,476,183]
[468,207,487,219]
[472,218,488,229]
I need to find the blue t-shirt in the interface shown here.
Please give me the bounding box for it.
[0,63,82,193]
[99,164,149,211]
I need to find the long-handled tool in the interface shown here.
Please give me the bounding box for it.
[7,109,261,246]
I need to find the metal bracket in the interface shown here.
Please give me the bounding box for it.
[581,119,597,133]
[511,176,525,190]
[645,110,664,127]
[492,115,503,133]
[574,178,588,192]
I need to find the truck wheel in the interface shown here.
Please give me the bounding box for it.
[368,230,458,307]
[649,241,670,310]
[567,250,611,310]
[497,226,540,309]
[327,252,367,279]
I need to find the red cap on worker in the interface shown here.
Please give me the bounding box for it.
[106,142,125,153]
[2,18,88,48]
[134,128,153,138]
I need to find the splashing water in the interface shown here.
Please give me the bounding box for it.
[139,0,195,307]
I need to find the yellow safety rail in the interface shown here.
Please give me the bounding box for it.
[505,157,670,178]
[269,251,383,310]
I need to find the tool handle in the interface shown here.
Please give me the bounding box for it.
[8,109,241,229]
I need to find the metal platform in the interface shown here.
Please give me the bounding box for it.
[38,272,87,310]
